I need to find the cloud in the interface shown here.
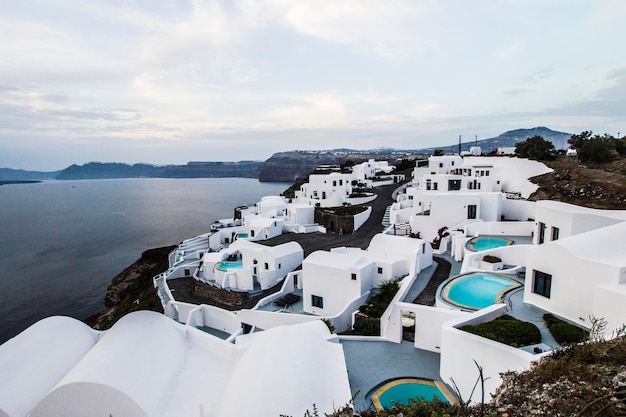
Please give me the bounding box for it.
[242,0,430,58]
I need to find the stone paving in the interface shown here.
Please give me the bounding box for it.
[340,339,443,411]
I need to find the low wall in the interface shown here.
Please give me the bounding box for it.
[236,309,319,330]
[353,206,372,231]
[440,305,543,404]
[193,280,249,306]
[465,221,534,237]
[187,304,242,340]
[393,303,468,352]
[328,292,370,333]
[460,245,532,275]
[346,194,377,205]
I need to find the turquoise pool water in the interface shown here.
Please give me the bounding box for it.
[237,233,249,238]
[371,378,452,410]
[441,273,521,310]
[466,236,513,252]
[216,261,243,271]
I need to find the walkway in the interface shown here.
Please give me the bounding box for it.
[341,339,443,412]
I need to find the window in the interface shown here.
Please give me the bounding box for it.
[422,242,426,253]
[333,181,337,186]
[551,226,560,241]
[312,295,324,308]
[278,263,282,269]
[351,273,357,280]
[253,259,258,264]
[533,270,552,298]
[264,262,269,270]
[184,269,190,276]
[433,183,438,190]
[439,163,443,168]
[538,222,546,244]
[467,204,477,219]
[448,179,461,190]
[339,179,343,185]
[377,267,383,274]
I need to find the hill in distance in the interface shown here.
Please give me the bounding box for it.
[1,127,573,182]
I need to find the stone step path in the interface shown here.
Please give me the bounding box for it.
[382,205,391,228]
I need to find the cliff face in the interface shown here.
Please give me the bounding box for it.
[84,246,175,330]
[258,150,412,183]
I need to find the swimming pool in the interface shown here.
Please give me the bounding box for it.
[466,236,514,252]
[216,261,243,271]
[438,272,522,311]
[371,378,454,410]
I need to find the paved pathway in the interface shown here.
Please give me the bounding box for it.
[261,182,403,256]
[341,339,443,411]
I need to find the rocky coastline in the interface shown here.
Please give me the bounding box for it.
[84,245,175,330]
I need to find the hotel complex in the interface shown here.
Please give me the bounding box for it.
[2,155,625,416]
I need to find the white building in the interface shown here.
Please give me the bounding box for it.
[525,201,626,332]
[391,156,552,241]
[0,311,351,417]
[302,235,432,317]
[198,239,303,291]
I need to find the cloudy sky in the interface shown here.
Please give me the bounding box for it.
[1,0,625,170]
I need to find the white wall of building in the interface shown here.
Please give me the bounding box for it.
[440,305,542,404]
[353,206,372,231]
[524,242,622,329]
[502,199,537,221]
[464,221,535,238]
[592,284,626,337]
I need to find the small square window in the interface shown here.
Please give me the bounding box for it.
[377,267,383,274]
[351,273,357,280]
[312,295,324,308]
[533,270,552,298]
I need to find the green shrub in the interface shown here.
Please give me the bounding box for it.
[461,315,541,347]
[482,255,502,263]
[542,313,561,328]
[352,317,380,336]
[543,313,588,345]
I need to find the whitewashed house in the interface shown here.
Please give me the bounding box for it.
[295,172,353,207]
[198,239,303,291]
[302,235,432,317]
[390,156,553,241]
[525,201,626,333]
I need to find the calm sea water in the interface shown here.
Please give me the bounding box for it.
[0,178,289,343]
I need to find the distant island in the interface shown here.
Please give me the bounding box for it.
[0,180,42,186]
[1,127,572,183]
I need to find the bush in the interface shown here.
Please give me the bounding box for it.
[461,315,541,347]
[482,255,502,263]
[543,314,588,345]
[550,323,588,345]
[352,317,380,336]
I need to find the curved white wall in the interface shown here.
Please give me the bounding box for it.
[30,382,148,417]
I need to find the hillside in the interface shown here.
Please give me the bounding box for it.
[257,150,415,182]
[3,127,572,182]
[529,156,626,209]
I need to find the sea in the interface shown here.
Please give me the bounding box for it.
[0,178,290,344]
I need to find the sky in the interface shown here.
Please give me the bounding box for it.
[1,0,625,171]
